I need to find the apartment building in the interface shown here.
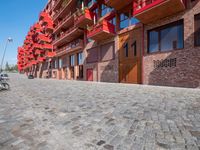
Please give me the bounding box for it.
[17,0,200,88]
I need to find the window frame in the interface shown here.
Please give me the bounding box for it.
[147,20,184,54]
[194,13,200,47]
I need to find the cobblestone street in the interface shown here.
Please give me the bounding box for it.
[0,74,200,150]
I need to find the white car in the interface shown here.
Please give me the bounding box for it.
[0,73,9,80]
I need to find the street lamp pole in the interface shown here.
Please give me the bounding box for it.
[0,38,13,73]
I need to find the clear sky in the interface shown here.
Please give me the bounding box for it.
[0,0,47,66]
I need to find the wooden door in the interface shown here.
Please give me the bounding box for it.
[119,27,142,84]
[87,69,93,81]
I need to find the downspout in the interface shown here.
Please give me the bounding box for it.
[141,23,145,84]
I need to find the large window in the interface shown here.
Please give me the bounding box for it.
[120,13,129,29]
[77,52,83,65]
[101,4,113,17]
[195,13,200,46]
[87,0,96,7]
[70,55,75,66]
[58,58,62,69]
[148,20,184,53]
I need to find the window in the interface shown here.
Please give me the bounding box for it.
[62,56,67,67]
[148,20,184,53]
[131,17,139,25]
[58,58,62,69]
[101,4,113,17]
[109,17,116,26]
[195,13,200,46]
[54,59,58,69]
[120,13,129,29]
[77,52,83,65]
[120,12,139,29]
[87,0,96,7]
[148,31,159,53]
[70,55,75,66]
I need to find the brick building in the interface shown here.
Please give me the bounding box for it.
[17,0,200,88]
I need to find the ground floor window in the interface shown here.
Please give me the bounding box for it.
[77,52,83,65]
[148,20,184,53]
[195,13,200,46]
[70,55,75,66]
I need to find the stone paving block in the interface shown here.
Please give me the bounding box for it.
[0,73,200,149]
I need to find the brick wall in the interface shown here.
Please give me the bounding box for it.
[84,38,119,82]
[143,0,200,88]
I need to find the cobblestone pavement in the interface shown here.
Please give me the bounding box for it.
[0,74,200,150]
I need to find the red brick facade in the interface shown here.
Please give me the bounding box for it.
[143,0,200,88]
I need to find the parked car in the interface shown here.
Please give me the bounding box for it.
[0,73,9,80]
[28,75,34,79]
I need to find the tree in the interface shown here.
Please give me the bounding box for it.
[5,62,10,71]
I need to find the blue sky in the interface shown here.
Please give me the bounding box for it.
[0,0,47,66]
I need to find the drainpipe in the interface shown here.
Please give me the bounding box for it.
[141,23,145,84]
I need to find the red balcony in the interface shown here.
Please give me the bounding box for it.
[33,43,42,49]
[87,20,115,41]
[37,34,51,43]
[42,17,53,26]
[43,44,52,50]
[105,0,133,10]
[35,49,43,55]
[53,0,73,20]
[47,51,56,58]
[31,60,37,65]
[46,24,54,32]
[39,11,49,20]
[133,0,186,24]
[75,8,94,28]
[38,57,46,62]
[33,23,41,30]
[54,12,73,34]
[53,27,83,46]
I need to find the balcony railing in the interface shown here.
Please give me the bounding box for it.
[105,0,133,10]
[33,43,42,49]
[47,51,56,58]
[87,20,115,41]
[43,43,53,50]
[53,0,72,20]
[52,0,62,11]
[67,39,84,53]
[53,27,83,46]
[39,11,49,20]
[46,24,54,31]
[35,49,44,55]
[42,17,53,26]
[38,57,46,62]
[54,12,73,33]
[133,0,186,23]
[37,34,51,43]
[56,39,83,56]
[74,8,94,28]
[31,60,37,65]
